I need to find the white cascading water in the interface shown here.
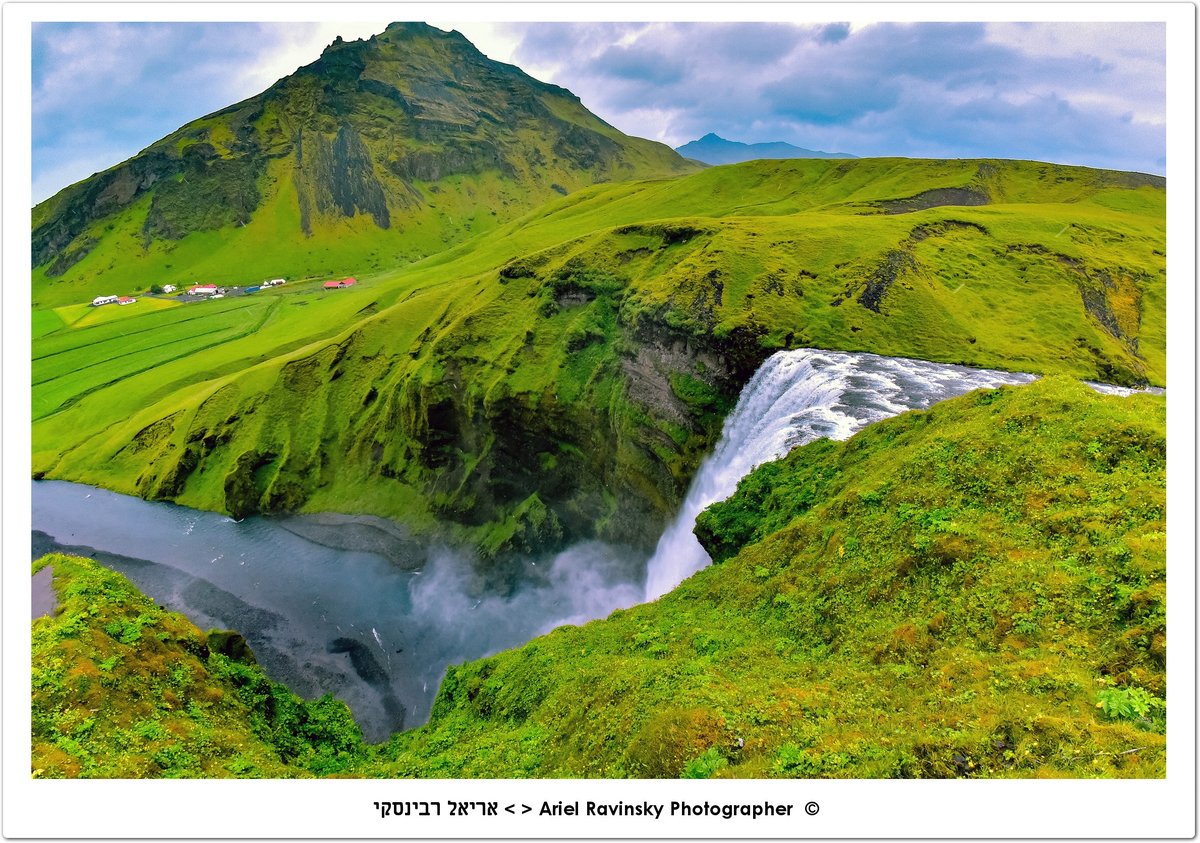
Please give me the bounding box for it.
[642,348,1037,600]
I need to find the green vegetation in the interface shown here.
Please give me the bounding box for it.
[33,379,1165,778]
[27,20,1172,786]
[31,553,365,778]
[28,21,1169,783]
[372,378,1165,777]
[32,155,1166,559]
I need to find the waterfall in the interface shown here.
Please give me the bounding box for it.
[34,348,1147,735]
[642,348,1036,600]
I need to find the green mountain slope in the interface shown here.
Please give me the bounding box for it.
[32,157,1165,556]
[31,22,697,309]
[375,378,1166,777]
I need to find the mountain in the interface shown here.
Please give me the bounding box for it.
[31,22,698,308]
[33,156,1166,562]
[676,132,855,165]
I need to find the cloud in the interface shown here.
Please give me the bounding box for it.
[504,20,1165,174]
[816,23,851,45]
[762,73,902,125]
[31,19,1167,204]
[31,21,388,203]
[592,43,687,85]
[673,22,804,64]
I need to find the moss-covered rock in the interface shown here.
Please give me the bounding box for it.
[31,554,366,778]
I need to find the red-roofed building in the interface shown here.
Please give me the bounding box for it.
[118,296,136,305]
[189,284,218,296]
[324,278,357,289]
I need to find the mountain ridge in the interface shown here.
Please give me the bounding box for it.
[676,132,856,165]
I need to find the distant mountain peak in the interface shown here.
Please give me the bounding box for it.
[676,133,856,165]
[375,21,473,45]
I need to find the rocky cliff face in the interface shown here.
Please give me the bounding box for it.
[119,258,749,560]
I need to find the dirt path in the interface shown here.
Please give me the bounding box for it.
[31,566,55,619]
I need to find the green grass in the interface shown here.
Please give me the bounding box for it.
[372,378,1166,778]
[70,296,181,327]
[32,308,65,339]
[33,377,1165,778]
[32,157,1165,554]
[32,299,270,420]
[31,553,366,778]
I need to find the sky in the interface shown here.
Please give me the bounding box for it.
[31,20,1166,204]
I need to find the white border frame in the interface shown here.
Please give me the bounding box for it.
[4,4,1195,839]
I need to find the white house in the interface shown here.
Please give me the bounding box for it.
[92,295,118,306]
[162,284,177,293]
[189,284,219,296]
[263,278,287,287]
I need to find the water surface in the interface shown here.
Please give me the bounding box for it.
[31,481,642,741]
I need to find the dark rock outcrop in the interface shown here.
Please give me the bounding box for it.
[858,250,917,313]
[878,186,989,214]
[207,629,256,664]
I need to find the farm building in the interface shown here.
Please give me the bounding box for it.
[323,278,357,289]
[118,297,136,306]
[162,284,176,293]
[189,285,219,296]
[263,279,286,287]
[91,295,119,306]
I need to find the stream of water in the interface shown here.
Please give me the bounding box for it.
[31,487,642,741]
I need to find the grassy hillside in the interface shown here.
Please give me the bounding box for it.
[33,378,1167,777]
[374,378,1166,777]
[31,23,696,310]
[32,157,1165,555]
[31,553,365,777]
